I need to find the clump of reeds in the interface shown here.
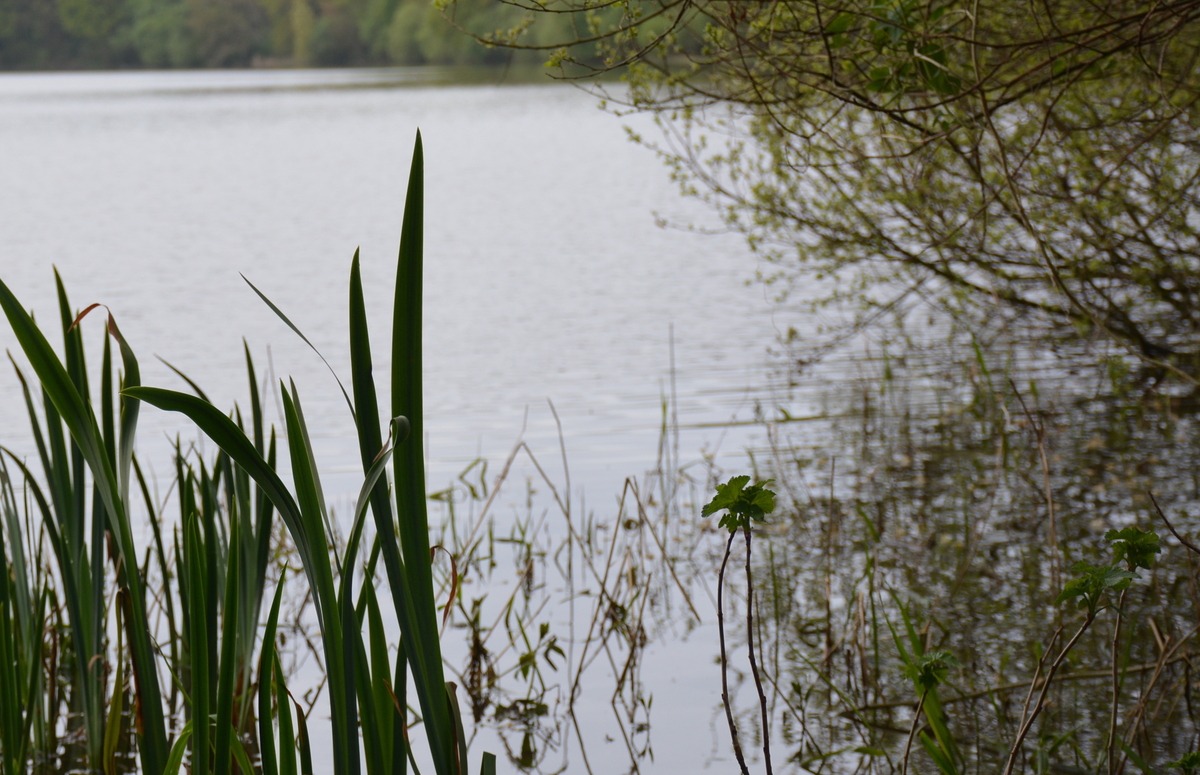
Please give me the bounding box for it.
[0,133,494,774]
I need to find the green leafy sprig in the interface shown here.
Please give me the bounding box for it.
[701,476,777,532]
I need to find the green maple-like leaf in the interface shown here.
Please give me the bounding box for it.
[702,476,777,532]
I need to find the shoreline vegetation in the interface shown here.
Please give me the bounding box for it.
[0,135,500,774]
[0,0,580,72]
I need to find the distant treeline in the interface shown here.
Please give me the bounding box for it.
[0,0,582,70]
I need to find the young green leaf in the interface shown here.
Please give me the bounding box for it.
[1056,562,1136,615]
[1105,526,1161,571]
[701,476,777,532]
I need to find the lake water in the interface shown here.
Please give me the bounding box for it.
[0,67,799,504]
[0,67,799,773]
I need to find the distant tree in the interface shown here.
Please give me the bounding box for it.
[0,0,73,67]
[310,8,365,65]
[259,0,295,61]
[480,0,1200,381]
[124,0,192,67]
[359,0,400,59]
[290,0,316,64]
[185,0,269,66]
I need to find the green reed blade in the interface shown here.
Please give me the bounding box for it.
[350,609,383,775]
[276,657,299,775]
[279,384,357,775]
[350,244,414,775]
[229,730,257,774]
[338,411,405,772]
[128,382,360,771]
[295,681,314,775]
[245,346,275,645]
[364,582,393,771]
[390,130,459,775]
[185,509,211,775]
[54,274,88,530]
[0,460,34,636]
[446,683,468,774]
[134,455,182,719]
[19,590,46,771]
[340,414,416,775]
[0,515,20,775]
[215,512,240,775]
[242,274,356,420]
[102,600,125,775]
[123,387,307,557]
[110,314,141,507]
[0,461,44,774]
[348,251,395,535]
[162,723,193,775]
[100,335,115,475]
[7,361,52,505]
[4,447,100,765]
[257,574,287,775]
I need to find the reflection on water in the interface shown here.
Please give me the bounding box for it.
[749,324,1200,772]
[448,314,1200,773]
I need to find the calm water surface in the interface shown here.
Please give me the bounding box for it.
[0,67,794,503]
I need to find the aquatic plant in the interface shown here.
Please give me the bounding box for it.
[0,133,495,774]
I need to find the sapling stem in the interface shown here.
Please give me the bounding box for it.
[718,530,750,775]
[1107,587,1128,775]
[900,689,929,775]
[743,525,773,775]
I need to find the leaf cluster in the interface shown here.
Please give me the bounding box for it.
[504,0,1200,378]
[701,476,777,532]
[1056,527,1161,615]
[1169,751,1200,773]
[902,649,960,694]
[1105,525,1161,571]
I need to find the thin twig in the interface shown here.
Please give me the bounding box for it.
[900,690,929,775]
[1002,614,1095,775]
[1150,492,1200,556]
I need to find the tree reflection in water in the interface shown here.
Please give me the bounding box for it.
[434,316,1200,773]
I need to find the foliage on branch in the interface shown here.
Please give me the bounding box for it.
[481,0,1200,378]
